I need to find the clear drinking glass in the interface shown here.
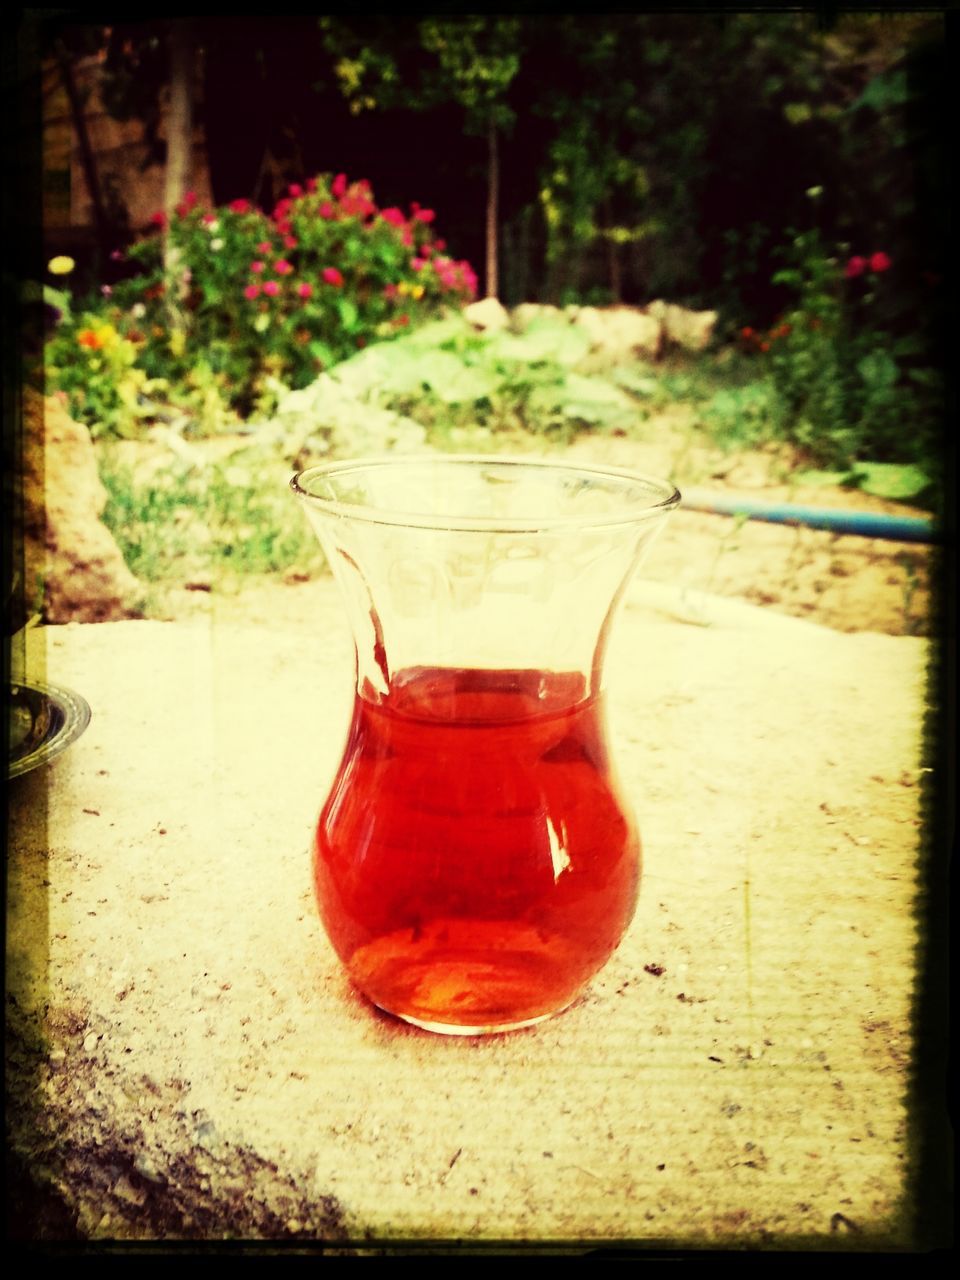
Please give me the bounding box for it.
[291,455,680,1034]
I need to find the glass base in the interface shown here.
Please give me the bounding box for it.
[375,998,576,1037]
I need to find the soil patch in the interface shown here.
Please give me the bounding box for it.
[133,418,933,637]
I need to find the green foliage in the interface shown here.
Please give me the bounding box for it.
[698,383,781,451]
[45,175,477,437]
[739,227,942,474]
[794,461,931,500]
[287,313,646,446]
[98,446,324,583]
[321,16,521,134]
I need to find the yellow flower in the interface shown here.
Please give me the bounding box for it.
[410,284,425,301]
[168,329,186,357]
[94,323,119,351]
[396,281,410,296]
[48,255,75,275]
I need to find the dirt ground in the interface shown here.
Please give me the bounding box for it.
[145,418,935,639]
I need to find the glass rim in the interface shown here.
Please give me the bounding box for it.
[290,454,681,533]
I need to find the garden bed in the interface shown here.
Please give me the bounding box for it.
[103,414,933,639]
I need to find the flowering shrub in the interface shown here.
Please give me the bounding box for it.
[737,229,940,470]
[46,174,478,433]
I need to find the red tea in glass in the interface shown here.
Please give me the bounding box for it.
[315,667,640,1032]
[291,457,679,1034]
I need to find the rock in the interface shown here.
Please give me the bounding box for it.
[274,375,427,460]
[463,297,510,332]
[645,300,717,352]
[569,306,663,360]
[511,303,566,331]
[19,388,143,623]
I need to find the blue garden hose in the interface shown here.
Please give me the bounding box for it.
[680,492,936,544]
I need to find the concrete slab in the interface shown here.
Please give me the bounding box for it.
[7,580,928,1247]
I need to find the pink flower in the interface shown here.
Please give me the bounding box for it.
[101,284,112,297]
[110,249,125,261]
[869,251,892,273]
[229,198,251,214]
[381,207,406,227]
[414,208,435,223]
[844,256,867,279]
[274,259,293,275]
[175,189,198,217]
[257,241,273,254]
[273,198,292,221]
[434,238,446,252]
[322,267,344,287]
[341,193,375,219]
[411,258,425,272]
[297,282,313,299]
[288,182,303,197]
[244,284,261,300]
[202,213,217,225]
[149,211,167,228]
[332,173,347,199]
[284,235,298,249]
[318,202,335,219]
[401,228,413,247]
[263,281,280,296]
[305,177,318,193]
[251,260,265,274]
[383,283,398,299]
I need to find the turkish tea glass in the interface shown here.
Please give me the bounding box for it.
[291,455,679,1034]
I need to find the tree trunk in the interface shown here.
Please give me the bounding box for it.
[163,20,195,307]
[485,118,499,300]
[608,239,622,303]
[54,40,112,263]
[603,200,621,303]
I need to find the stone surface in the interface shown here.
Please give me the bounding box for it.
[7,583,927,1246]
[646,300,718,352]
[463,297,510,332]
[569,306,663,359]
[18,388,143,623]
[511,303,566,331]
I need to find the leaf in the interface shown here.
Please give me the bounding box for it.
[562,372,634,408]
[308,340,336,367]
[852,461,930,501]
[852,69,908,113]
[857,350,898,390]
[793,468,858,488]
[336,296,359,333]
[556,373,636,426]
[487,323,590,366]
[402,316,474,349]
[783,102,812,125]
[331,346,400,396]
[428,360,502,404]
[611,366,660,397]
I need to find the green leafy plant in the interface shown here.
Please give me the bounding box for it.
[737,226,942,477]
